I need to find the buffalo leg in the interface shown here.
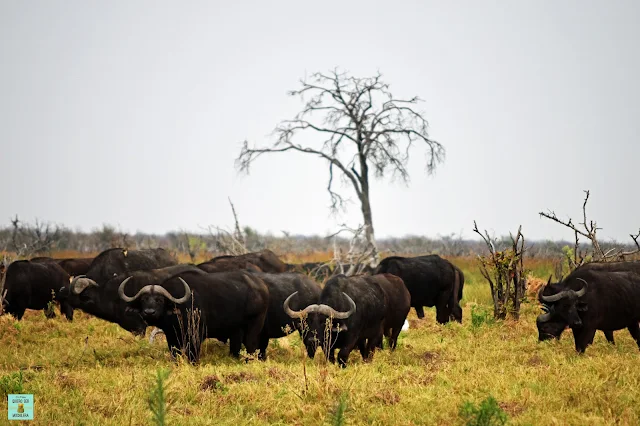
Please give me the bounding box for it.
[415,306,425,319]
[257,332,270,361]
[229,330,244,358]
[627,323,640,350]
[435,291,452,325]
[572,327,597,353]
[389,326,403,350]
[60,302,74,321]
[358,340,368,359]
[243,314,267,357]
[337,336,360,368]
[604,330,615,344]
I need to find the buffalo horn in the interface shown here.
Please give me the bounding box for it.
[540,277,589,302]
[283,291,320,319]
[537,303,554,323]
[118,276,144,303]
[537,311,553,323]
[314,293,357,319]
[574,278,588,297]
[70,275,99,295]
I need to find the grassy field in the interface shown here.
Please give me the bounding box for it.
[1,256,640,425]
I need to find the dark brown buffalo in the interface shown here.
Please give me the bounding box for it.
[1,260,74,320]
[118,269,270,362]
[537,266,640,353]
[284,274,386,367]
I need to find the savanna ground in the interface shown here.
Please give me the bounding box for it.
[1,254,640,425]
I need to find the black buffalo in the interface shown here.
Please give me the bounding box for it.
[537,266,640,353]
[66,264,205,335]
[284,274,386,367]
[59,248,178,334]
[246,271,322,360]
[374,255,464,323]
[118,269,270,362]
[536,261,640,343]
[1,260,74,320]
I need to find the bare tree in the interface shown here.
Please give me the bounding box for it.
[9,215,62,257]
[540,190,640,273]
[473,221,527,320]
[236,68,445,267]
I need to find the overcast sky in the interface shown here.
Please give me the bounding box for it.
[1,1,638,242]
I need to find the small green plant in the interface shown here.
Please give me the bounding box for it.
[328,392,348,426]
[148,368,171,426]
[45,300,56,318]
[470,305,494,329]
[0,371,24,397]
[459,395,507,426]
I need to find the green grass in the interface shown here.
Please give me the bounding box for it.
[1,259,640,425]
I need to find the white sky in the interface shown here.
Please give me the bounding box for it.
[1,1,639,242]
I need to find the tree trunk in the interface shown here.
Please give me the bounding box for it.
[358,157,379,267]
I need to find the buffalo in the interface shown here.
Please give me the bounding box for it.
[537,261,640,343]
[537,265,640,353]
[245,271,322,360]
[284,274,387,367]
[118,269,270,362]
[64,264,205,335]
[1,260,74,320]
[59,248,178,334]
[374,255,464,323]
[203,249,286,273]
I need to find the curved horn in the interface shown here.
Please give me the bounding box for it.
[539,290,570,303]
[282,291,321,318]
[70,275,86,286]
[537,311,553,322]
[574,278,588,297]
[316,292,357,320]
[167,278,192,304]
[283,291,302,318]
[118,277,151,303]
[71,276,99,295]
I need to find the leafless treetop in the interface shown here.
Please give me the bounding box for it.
[236,68,445,211]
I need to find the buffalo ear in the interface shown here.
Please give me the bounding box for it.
[547,275,553,285]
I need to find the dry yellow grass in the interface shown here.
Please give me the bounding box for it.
[1,256,639,425]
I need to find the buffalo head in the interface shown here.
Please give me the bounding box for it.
[536,277,588,333]
[283,290,356,359]
[118,276,191,321]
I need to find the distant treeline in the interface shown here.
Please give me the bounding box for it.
[1,219,636,260]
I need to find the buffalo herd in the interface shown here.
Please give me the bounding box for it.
[2,248,640,366]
